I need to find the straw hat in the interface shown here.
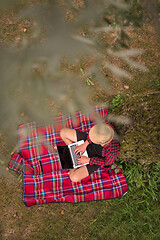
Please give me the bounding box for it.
[89,123,114,146]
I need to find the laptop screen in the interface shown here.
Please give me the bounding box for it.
[57,145,73,169]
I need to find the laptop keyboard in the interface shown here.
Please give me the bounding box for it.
[70,145,80,167]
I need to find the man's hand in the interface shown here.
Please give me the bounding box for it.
[74,140,89,155]
[74,143,86,155]
[77,156,90,165]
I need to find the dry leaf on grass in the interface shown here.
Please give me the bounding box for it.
[61,210,64,215]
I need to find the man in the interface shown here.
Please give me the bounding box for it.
[60,123,120,182]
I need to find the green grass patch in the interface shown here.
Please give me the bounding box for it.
[150,76,160,90]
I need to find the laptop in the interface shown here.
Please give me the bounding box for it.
[57,140,88,169]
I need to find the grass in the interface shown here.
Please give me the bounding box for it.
[150,76,160,90]
[0,1,160,240]
[1,161,159,240]
[113,92,160,165]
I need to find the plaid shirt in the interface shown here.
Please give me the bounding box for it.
[87,123,120,166]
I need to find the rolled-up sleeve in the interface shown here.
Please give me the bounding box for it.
[89,140,120,166]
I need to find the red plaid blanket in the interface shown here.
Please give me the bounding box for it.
[9,106,128,207]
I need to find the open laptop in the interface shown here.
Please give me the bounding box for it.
[57,140,88,169]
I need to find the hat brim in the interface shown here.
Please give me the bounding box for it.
[89,124,114,146]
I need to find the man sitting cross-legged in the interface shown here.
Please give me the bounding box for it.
[60,123,120,182]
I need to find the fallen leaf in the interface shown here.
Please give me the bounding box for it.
[38,207,43,210]
[124,85,129,89]
[61,210,64,215]
[13,213,19,218]
[8,20,13,25]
